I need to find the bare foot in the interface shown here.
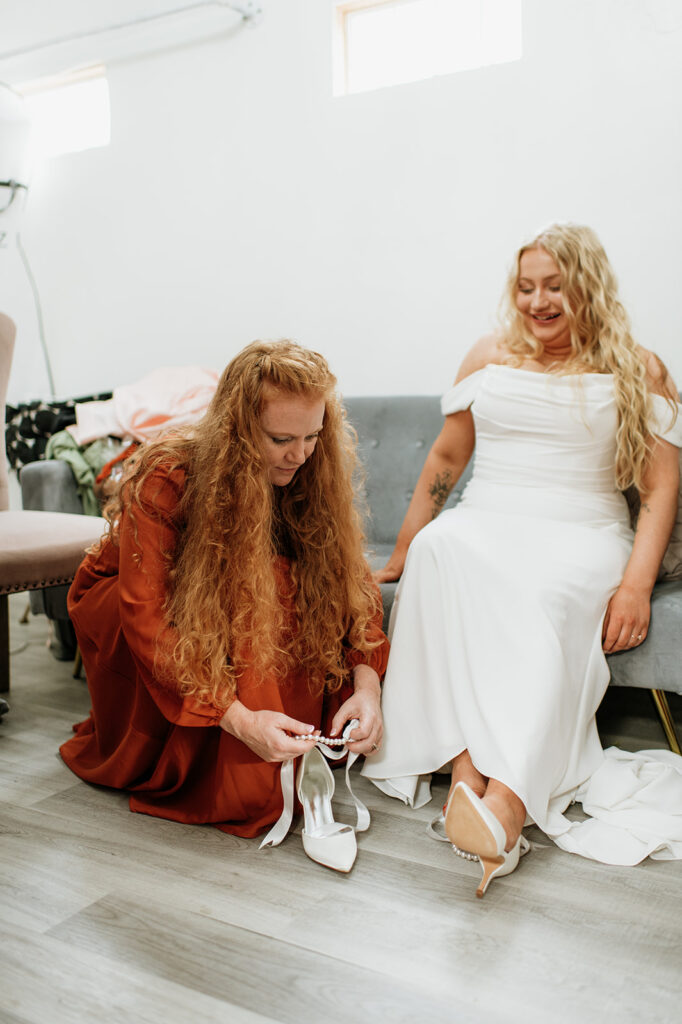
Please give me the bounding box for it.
[483,780,526,852]
[445,750,488,810]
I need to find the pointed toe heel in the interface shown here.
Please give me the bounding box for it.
[259,719,368,867]
[297,747,358,873]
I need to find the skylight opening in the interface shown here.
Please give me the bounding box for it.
[334,0,523,96]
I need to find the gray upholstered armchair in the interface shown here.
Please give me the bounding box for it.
[0,312,105,699]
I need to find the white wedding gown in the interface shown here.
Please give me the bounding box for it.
[362,365,682,865]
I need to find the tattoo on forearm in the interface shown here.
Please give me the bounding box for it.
[428,471,454,519]
[634,501,652,534]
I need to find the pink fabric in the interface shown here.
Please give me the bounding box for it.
[68,366,220,445]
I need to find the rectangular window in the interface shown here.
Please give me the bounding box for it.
[334,0,522,96]
[17,65,111,160]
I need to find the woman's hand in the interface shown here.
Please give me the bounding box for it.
[220,702,319,762]
[330,665,383,756]
[602,583,651,654]
[603,433,676,655]
[373,552,406,584]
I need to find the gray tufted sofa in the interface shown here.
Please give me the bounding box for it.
[18,394,682,751]
[344,395,682,754]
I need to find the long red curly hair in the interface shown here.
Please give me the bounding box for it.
[103,340,381,709]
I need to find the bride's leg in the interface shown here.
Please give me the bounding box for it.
[482,779,526,853]
[445,749,488,808]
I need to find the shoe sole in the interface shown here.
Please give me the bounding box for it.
[445,785,503,861]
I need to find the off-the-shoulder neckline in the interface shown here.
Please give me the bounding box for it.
[444,364,615,393]
[485,363,614,380]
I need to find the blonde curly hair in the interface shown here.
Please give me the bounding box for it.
[501,223,676,490]
[103,340,381,709]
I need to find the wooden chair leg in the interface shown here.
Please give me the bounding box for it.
[650,689,682,756]
[73,645,83,679]
[0,593,9,693]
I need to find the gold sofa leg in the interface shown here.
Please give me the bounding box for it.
[651,690,682,756]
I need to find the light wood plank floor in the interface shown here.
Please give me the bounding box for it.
[1,596,681,1024]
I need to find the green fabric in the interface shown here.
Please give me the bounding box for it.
[46,431,121,516]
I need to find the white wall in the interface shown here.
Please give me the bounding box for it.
[2,0,682,403]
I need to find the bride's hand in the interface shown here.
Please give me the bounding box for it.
[602,584,650,653]
[373,552,406,583]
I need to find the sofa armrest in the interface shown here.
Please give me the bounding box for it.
[20,460,84,515]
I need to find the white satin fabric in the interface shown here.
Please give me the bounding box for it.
[362,365,682,864]
[260,720,369,850]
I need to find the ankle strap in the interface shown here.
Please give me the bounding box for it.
[260,719,369,849]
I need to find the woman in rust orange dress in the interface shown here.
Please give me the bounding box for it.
[60,340,388,844]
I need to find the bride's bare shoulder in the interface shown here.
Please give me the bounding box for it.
[637,345,678,400]
[454,333,508,384]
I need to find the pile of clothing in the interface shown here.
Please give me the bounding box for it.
[5,392,112,471]
[5,366,219,513]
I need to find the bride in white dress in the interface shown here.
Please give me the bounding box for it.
[362,224,682,895]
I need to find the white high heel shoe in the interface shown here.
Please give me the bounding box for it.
[296,746,357,872]
[444,781,529,898]
[259,719,369,872]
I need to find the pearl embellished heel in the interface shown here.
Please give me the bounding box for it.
[296,747,357,872]
[259,719,370,870]
[444,781,529,897]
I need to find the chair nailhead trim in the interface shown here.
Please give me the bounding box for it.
[1,576,75,595]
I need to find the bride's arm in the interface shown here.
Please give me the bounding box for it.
[374,410,475,583]
[602,438,678,653]
[603,357,680,654]
[374,337,505,584]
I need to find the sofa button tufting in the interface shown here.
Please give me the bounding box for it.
[370,439,379,448]
[415,439,425,448]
